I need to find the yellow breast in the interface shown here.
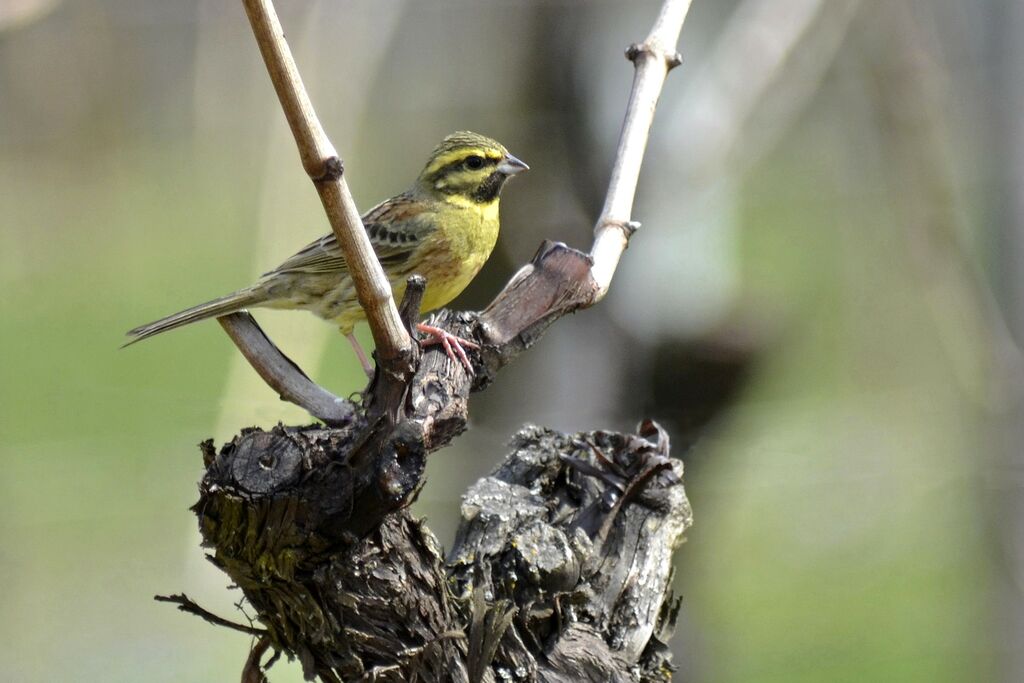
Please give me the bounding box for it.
[409,199,500,313]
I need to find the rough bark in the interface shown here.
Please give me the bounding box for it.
[194,418,690,682]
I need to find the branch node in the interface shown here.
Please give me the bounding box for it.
[622,41,679,70]
[240,0,409,369]
[626,41,680,70]
[314,156,344,183]
[598,218,641,240]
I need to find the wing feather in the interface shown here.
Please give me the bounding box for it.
[265,193,431,277]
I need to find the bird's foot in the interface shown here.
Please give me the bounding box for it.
[415,322,479,375]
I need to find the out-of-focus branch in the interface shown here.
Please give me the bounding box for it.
[998,1,1024,681]
[0,0,58,32]
[590,0,692,300]
[675,0,862,184]
[869,1,1024,405]
[238,0,411,368]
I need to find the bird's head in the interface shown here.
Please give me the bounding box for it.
[417,131,528,205]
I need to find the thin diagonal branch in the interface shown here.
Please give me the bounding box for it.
[155,593,267,637]
[238,0,411,367]
[478,0,691,345]
[217,313,355,426]
[590,0,692,300]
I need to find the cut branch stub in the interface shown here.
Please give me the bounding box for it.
[365,275,426,423]
[194,423,472,681]
[480,241,598,347]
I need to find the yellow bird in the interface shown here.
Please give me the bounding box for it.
[125,132,528,374]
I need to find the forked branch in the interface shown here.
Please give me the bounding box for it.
[171,2,695,680]
[220,0,691,418]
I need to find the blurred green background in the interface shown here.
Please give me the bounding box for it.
[2,0,1022,681]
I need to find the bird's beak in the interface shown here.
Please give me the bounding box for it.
[497,154,529,175]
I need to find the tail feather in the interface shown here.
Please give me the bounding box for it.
[123,289,259,346]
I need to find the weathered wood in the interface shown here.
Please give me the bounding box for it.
[194,420,690,682]
[450,422,691,682]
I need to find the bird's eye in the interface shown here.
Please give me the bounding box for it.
[465,155,484,170]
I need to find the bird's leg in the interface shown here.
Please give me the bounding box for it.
[345,332,374,378]
[415,321,479,375]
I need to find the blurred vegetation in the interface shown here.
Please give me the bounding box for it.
[1,1,1020,681]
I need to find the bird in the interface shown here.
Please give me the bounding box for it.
[125,131,528,376]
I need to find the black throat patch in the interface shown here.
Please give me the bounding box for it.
[471,171,506,204]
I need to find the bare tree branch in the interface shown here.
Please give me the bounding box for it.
[475,0,693,350]
[238,0,411,368]
[154,593,267,637]
[591,0,692,300]
[217,313,355,426]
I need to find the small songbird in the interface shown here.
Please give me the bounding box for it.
[125,131,528,375]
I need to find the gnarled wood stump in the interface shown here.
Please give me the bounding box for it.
[195,419,690,682]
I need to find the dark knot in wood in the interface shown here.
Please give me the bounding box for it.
[230,431,303,493]
[314,156,344,183]
[626,42,683,71]
[597,218,641,241]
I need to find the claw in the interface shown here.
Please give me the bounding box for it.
[416,322,479,375]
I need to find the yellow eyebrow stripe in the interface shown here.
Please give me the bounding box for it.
[422,148,501,177]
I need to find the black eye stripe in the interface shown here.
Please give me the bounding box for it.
[439,155,498,175]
